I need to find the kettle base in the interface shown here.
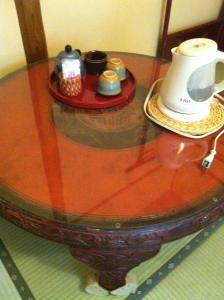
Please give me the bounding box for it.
[157,97,210,122]
[145,93,224,138]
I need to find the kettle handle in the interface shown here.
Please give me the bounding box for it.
[215,50,224,93]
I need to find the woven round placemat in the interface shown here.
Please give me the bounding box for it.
[147,94,224,135]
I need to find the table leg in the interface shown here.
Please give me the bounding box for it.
[70,243,161,294]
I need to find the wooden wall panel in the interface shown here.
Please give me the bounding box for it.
[162,20,223,60]
[158,0,224,60]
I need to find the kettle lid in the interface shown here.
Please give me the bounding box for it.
[177,38,217,57]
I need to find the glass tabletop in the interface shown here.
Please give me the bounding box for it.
[0,52,224,229]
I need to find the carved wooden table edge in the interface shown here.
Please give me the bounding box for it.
[1,197,224,293]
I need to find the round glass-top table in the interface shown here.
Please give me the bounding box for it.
[1,52,224,294]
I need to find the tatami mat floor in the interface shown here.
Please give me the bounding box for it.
[1,216,224,300]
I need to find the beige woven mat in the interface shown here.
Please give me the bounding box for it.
[147,94,224,135]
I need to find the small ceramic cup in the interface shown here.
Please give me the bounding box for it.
[97,70,121,96]
[106,58,126,81]
[84,50,107,75]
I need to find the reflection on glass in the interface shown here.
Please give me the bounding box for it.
[156,133,209,169]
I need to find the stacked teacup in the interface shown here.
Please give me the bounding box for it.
[96,57,127,96]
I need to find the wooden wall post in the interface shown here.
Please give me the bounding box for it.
[14,0,48,64]
[217,1,224,51]
[157,0,172,59]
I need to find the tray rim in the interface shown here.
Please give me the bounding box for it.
[48,69,136,109]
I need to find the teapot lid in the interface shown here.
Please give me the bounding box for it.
[176,38,217,57]
[57,45,80,59]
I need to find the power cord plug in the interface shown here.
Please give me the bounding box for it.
[201,125,224,169]
[201,149,216,169]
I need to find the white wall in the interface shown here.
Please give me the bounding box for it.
[40,0,163,57]
[0,0,223,78]
[0,0,26,78]
[169,0,223,33]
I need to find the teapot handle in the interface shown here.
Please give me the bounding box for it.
[215,50,224,93]
[75,49,81,56]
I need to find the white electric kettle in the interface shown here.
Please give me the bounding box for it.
[158,38,224,122]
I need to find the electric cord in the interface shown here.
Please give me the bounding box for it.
[201,127,224,168]
[201,94,224,168]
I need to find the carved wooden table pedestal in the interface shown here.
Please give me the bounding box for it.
[1,198,224,295]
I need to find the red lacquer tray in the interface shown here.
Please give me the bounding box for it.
[48,70,136,109]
